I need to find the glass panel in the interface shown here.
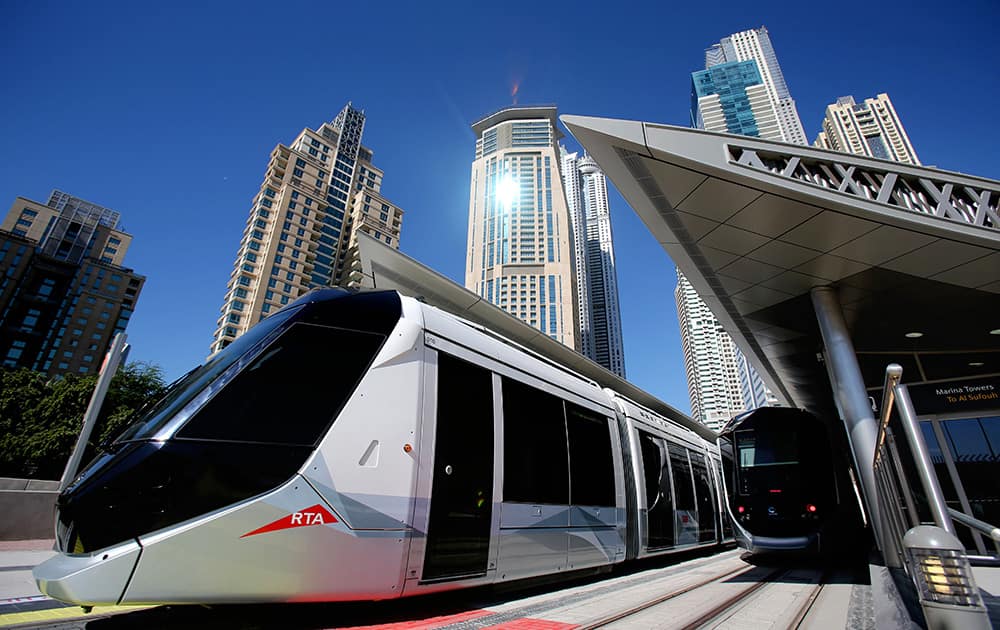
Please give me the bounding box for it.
[978,416,1000,460]
[639,432,674,549]
[501,377,568,504]
[178,323,384,445]
[942,418,1000,527]
[423,353,494,580]
[690,454,716,543]
[566,403,615,507]
[668,444,697,545]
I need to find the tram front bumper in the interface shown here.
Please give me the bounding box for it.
[34,540,141,605]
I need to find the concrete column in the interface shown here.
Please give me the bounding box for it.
[810,287,887,553]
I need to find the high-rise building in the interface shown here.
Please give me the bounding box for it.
[0,190,144,376]
[691,60,782,141]
[212,103,404,354]
[674,272,746,431]
[680,27,803,427]
[699,26,806,145]
[466,106,577,350]
[814,94,921,165]
[560,147,626,377]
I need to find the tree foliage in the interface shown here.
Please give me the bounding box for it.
[0,363,166,479]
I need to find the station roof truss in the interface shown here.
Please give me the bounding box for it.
[561,116,1000,417]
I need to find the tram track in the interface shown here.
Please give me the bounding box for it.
[574,563,760,630]
[578,566,829,630]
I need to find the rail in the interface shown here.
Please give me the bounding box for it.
[949,507,1000,558]
[872,364,990,628]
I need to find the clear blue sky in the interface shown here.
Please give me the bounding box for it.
[2,1,997,413]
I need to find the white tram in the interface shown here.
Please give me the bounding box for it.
[35,289,730,606]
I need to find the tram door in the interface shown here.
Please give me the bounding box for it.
[422,353,495,581]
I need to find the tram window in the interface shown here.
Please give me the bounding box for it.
[566,403,614,507]
[178,323,384,445]
[690,454,716,543]
[640,431,674,549]
[501,377,568,504]
[668,444,695,512]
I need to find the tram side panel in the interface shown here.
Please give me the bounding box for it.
[405,307,625,593]
[122,302,427,604]
[614,398,723,560]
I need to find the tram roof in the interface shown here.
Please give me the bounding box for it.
[351,232,716,442]
[560,116,1000,418]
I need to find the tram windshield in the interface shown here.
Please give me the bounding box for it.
[736,430,799,468]
[113,305,304,443]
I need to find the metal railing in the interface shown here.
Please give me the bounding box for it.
[872,364,991,628]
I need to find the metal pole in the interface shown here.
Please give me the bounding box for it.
[58,333,128,492]
[893,384,956,536]
[810,287,887,552]
[931,420,986,554]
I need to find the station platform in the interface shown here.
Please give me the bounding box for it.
[0,542,865,629]
[4,540,999,629]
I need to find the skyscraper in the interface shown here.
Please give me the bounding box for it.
[0,190,144,376]
[698,26,806,145]
[674,272,746,431]
[212,103,404,354]
[560,147,626,376]
[466,106,577,350]
[691,60,781,141]
[814,94,921,165]
[680,27,802,427]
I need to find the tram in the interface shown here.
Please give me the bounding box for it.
[36,288,730,606]
[717,407,864,554]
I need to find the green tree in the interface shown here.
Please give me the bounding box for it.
[0,363,167,479]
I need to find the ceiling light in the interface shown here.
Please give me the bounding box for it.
[969,362,985,367]
[991,329,1000,335]
[905,332,923,339]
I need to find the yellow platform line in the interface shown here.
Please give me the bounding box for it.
[0,604,153,628]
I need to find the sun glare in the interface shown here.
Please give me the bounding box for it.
[497,175,519,209]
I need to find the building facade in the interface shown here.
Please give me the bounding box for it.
[0,191,144,376]
[814,94,921,165]
[674,272,748,431]
[560,148,625,376]
[466,106,578,350]
[211,103,404,354]
[677,26,805,427]
[700,26,806,145]
[691,60,782,141]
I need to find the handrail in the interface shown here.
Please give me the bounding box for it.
[949,508,1000,543]
[874,364,903,467]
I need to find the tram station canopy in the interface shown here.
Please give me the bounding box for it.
[560,116,999,418]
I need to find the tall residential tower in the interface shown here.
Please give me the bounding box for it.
[702,26,806,144]
[212,103,404,354]
[466,106,577,350]
[814,94,920,165]
[681,27,803,427]
[560,148,626,376]
[0,191,144,376]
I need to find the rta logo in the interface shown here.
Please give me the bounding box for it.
[290,511,326,525]
[241,504,337,538]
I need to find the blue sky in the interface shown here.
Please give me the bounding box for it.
[2,1,997,413]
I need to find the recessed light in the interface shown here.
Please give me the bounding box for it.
[969,362,985,367]
[905,332,923,338]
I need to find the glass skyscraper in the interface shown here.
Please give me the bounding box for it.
[694,26,806,145]
[466,106,578,350]
[679,26,807,428]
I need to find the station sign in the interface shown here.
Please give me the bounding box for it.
[907,376,1000,416]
